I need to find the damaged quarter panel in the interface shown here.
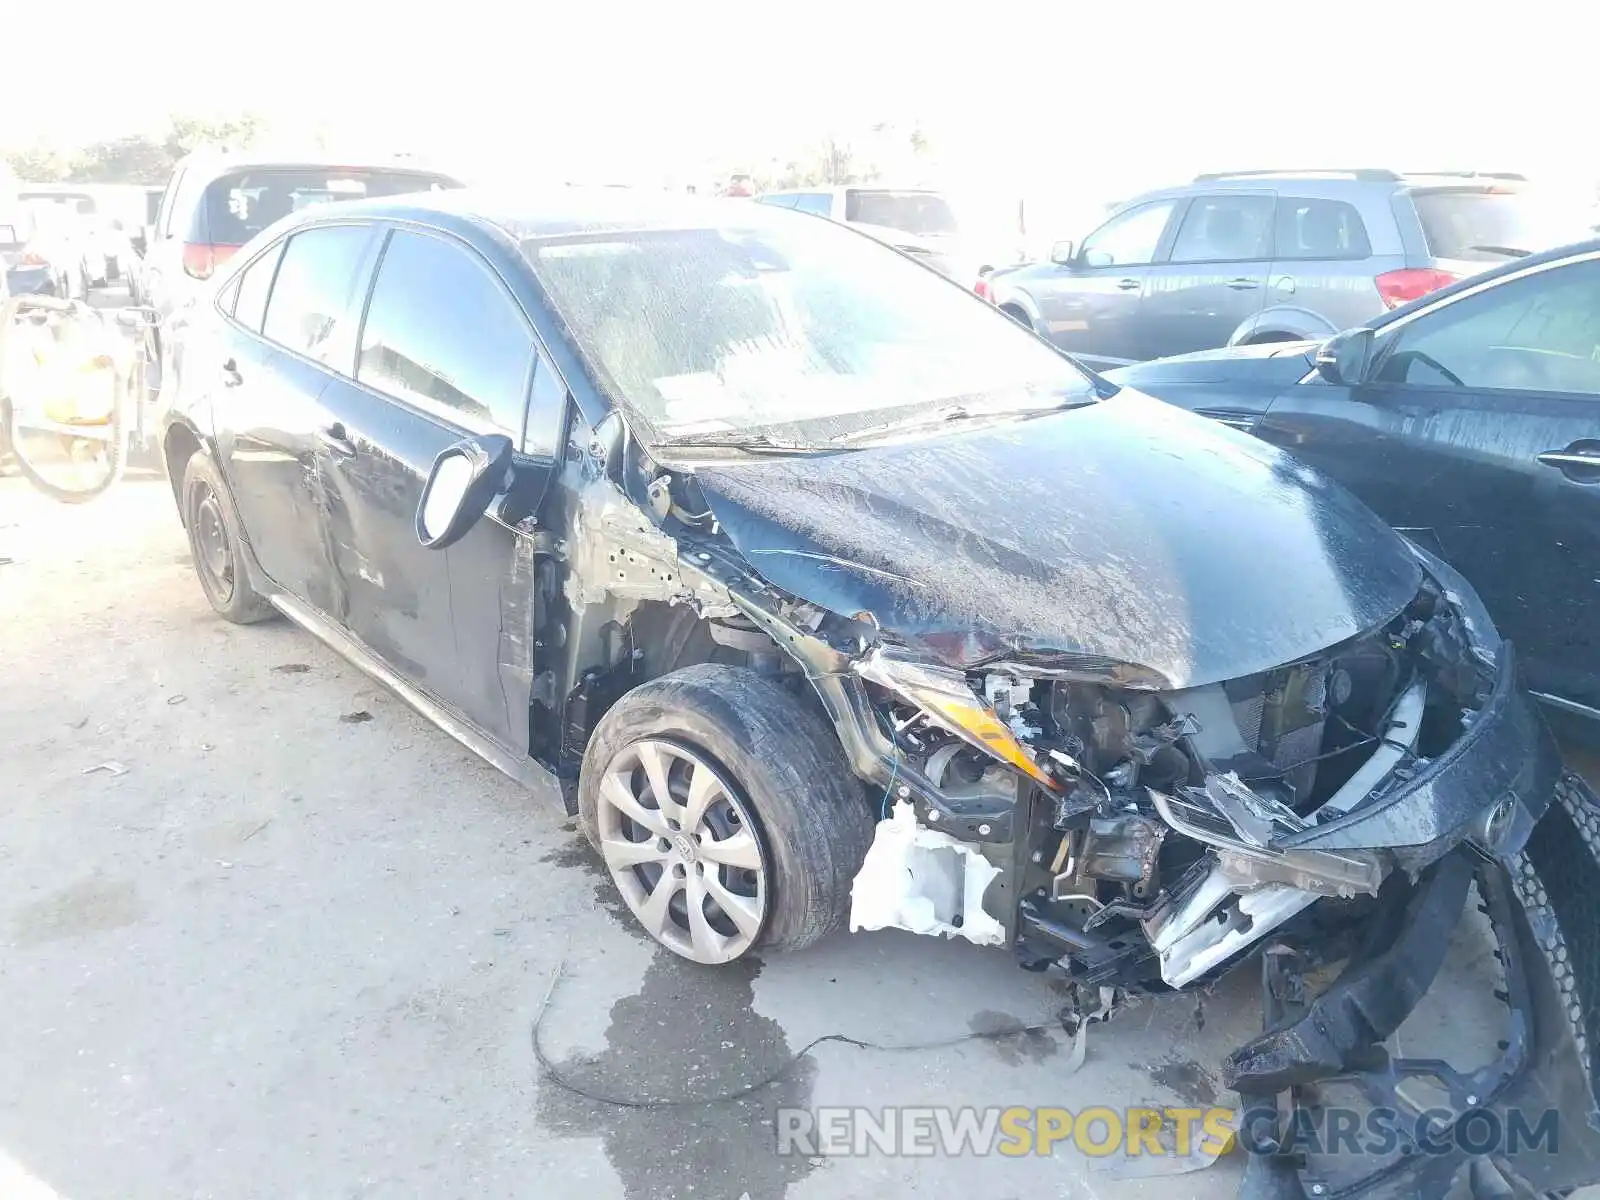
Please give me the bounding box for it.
[693,388,1422,689]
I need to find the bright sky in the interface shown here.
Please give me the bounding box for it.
[7,0,1595,221]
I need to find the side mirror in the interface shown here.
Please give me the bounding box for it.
[114,306,160,329]
[1049,239,1076,266]
[415,434,515,550]
[1314,328,1375,387]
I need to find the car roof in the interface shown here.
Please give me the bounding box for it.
[759,184,942,196]
[170,149,457,184]
[286,186,810,241]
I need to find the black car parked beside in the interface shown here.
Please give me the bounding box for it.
[1107,238,1600,741]
[159,191,1600,1199]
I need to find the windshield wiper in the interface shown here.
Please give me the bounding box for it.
[655,431,827,455]
[831,396,1099,446]
[1466,244,1531,258]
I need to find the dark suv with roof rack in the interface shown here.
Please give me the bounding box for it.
[987,168,1587,370]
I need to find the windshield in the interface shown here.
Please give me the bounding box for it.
[844,189,958,236]
[1411,188,1585,261]
[525,208,1091,443]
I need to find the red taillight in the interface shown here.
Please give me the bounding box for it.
[21,251,47,266]
[181,243,241,280]
[1375,267,1460,310]
[974,276,993,302]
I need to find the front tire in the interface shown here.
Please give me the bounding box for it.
[579,664,875,962]
[180,450,273,624]
[999,303,1033,330]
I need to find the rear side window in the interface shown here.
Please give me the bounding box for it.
[1410,189,1574,263]
[231,240,286,333]
[356,229,534,436]
[261,224,379,367]
[1169,194,1275,263]
[756,195,799,209]
[194,168,458,245]
[1274,197,1371,260]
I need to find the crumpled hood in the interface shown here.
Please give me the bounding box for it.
[692,389,1423,688]
[1107,340,1319,389]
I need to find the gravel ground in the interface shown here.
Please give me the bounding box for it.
[2,460,1594,1198]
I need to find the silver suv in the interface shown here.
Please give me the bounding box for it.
[988,168,1582,370]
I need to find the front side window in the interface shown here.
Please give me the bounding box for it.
[1169,194,1274,264]
[792,193,835,217]
[261,225,378,367]
[231,240,285,333]
[526,207,1091,443]
[1274,197,1371,261]
[1079,201,1175,268]
[357,229,534,436]
[1374,256,1600,396]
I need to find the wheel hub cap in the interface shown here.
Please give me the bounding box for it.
[595,739,767,964]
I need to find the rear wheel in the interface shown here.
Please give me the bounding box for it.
[180,450,273,624]
[578,664,875,962]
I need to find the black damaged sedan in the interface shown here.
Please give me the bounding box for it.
[159,190,1600,1198]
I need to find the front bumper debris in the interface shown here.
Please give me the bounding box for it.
[1277,643,1557,863]
[1230,773,1600,1199]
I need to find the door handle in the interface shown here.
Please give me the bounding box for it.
[1536,443,1600,483]
[1225,278,1260,290]
[318,422,356,458]
[221,357,242,387]
[1116,277,1141,292]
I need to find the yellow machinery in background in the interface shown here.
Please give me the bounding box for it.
[1,295,143,502]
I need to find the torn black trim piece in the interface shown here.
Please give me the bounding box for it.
[1277,643,1557,854]
[1224,849,1473,1094]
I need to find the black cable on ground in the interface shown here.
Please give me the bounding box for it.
[529,959,1085,1110]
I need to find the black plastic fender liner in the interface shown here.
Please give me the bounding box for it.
[1229,775,1600,1200]
[1336,780,1600,1199]
[1486,774,1600,1196]
[1223,849,1475,1094]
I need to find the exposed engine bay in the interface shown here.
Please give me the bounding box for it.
[850,572,1516,994]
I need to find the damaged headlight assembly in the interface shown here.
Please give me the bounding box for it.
[854,648,1060,794]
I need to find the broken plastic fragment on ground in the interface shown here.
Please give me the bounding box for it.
[849,802,1005,945]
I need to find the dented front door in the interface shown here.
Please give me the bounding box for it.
[317,225,543,750]
[314,372,463,708]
